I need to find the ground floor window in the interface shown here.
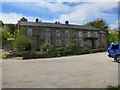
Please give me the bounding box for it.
[95,40,98,46]
[56,40,61,46]
[74,39,77,43]
[65,40,69,46]
[28,28,32,36]
[88,40,92,47]
[79,39,83,47]
[46,39,51,45]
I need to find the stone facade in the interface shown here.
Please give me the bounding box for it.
[18,21,107,50]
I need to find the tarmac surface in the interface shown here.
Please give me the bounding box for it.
[2,52,118,88]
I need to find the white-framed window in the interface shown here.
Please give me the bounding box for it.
[88,32,91,37]
[79,32,82,37]
[79,39,83,47]
[74,33,77,37]
[102,40,105,44]
[56,40,61,46]
[88,40,92,47]
[46,39,51,45]
[95,40,98,46]
[65,31,69,37]
[65,40,69,46]
[94,32,97,37]
[102,34,104,37]
[46,29,50,37]
[28,28,32,36]
[74,39,77,43]
[56,30,60,37]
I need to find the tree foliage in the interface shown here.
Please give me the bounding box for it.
[11,27,27,38]
[64,43,81,54]
[40,42,53,52]
[20,17,28,22]
[108,33,119,45]
[0,29,10,43]
[12,27,32,51]
[118,30,120,40]
[4,24,17,34]
[84,18,109,35]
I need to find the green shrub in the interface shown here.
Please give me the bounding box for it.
[57,54,62,57]
[64,43,80,55]
[28,49,40,53]
[40,42,53,52]
[55,46,64,52]
[82,48,90,54]
[12,34,32,51]
[107,85,120,90]
[2,55,8,59]
[0,29,10,43]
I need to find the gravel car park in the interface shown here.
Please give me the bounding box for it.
[2,52,118,88]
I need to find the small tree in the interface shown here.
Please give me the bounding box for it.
[0,29,10,43]
[118,30,120,41]
[108,33,119,45]
[40,42,53,52]
[12,27,32,51]
[64,43,80,54]
[12,34,31,51]
[84,18,109,35]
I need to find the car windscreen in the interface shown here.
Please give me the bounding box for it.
[111,44,119,49]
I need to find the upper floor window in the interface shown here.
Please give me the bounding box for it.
[46,29,50,36]
[56,40,61,46]
[56,30,60,37]
[79,32,82,37]
[28,28,32,36]
[94,32,97,37]
[65,40,69,46]
[65,31,69,37]
[88,32,91,37]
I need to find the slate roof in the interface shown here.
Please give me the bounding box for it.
[0,21,4,27]
[100,30,106,34]
[18,21,100,31]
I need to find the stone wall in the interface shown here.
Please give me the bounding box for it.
[27,26,102,50]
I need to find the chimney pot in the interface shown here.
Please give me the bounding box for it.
[65,21,69,25]
[91,23,94,27]
[36,18,39,22]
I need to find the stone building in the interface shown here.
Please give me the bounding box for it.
[0,21,4,30]
[18,19,107,50]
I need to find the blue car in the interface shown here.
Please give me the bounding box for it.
[108,42,120,62]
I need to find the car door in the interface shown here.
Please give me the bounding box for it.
[109,43,119,58]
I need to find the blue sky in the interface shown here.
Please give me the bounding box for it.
[1,1,118,29]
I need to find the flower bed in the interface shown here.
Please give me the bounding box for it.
[22,52,57,59]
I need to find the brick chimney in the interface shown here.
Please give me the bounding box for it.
[91,23,94,27]
[36,18,39,22]
[65,21,69,25]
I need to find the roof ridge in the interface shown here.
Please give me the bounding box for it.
[19,21,100,30]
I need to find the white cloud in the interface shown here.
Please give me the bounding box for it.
[57,2,118,25]
[1,2,118,30]
[34,2,118,25]
[1,0,119,2]
[35,2,72,12]
[110,20,118,29]
[1,13,35,24]
[0,13,57,24]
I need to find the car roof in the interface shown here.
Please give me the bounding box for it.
[111,42,120,45]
